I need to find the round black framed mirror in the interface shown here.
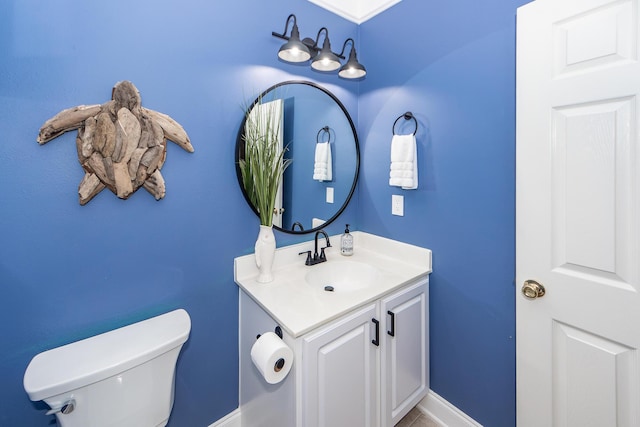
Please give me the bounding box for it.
[235,80,360,234]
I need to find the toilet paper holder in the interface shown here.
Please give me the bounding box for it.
[256,326,283,341]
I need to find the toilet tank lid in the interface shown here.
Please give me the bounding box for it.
[24,309,191,402]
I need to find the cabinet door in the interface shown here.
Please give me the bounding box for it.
[303,303,380,427]
[381,280,429,426]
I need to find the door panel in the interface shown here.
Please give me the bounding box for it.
[553,0,636,77]
[303,304,379,427]
[380,281,428,427]
[517,0,640,425]
[551,98,636,288]
[552,322,638,427]
[318,328,367,427]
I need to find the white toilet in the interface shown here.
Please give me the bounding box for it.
[23,308,191,427]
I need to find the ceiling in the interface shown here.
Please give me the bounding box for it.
[308,0,402,24]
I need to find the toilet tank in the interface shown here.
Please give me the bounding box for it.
[24,309,191,427]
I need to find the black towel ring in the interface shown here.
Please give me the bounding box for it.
[392,112,418,136]
[317,126,331,143]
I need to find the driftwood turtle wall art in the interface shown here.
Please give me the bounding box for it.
[37,81,194,205]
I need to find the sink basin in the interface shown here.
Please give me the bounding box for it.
[305,260,380,292]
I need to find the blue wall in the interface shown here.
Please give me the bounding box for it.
[358,1,529,426]
[0,1,357,426]
[1,0,532,426]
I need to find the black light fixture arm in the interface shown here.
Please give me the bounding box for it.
[312,27,329,49]
[337,38,356,58]
[272,14,297,40]
[300,27,329,56]
[318,28,346,60]
[299,27,346,60]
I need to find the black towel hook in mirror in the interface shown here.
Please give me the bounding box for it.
[317,126,331,143]
[392,112,418,136]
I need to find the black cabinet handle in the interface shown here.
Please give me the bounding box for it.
[372,318,380,346]
[387,310,395,337]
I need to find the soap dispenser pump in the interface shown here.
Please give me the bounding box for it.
[340,224,353,256]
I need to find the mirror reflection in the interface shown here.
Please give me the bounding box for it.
[236,81,359,234]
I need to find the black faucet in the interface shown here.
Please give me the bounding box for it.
[298,230,331,266]
[314,230,331,262]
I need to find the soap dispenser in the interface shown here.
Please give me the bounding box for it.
[340,224,353,256]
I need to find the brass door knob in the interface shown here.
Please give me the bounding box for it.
[522,280,545,299]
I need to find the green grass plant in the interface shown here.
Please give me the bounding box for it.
[239,97,292,227]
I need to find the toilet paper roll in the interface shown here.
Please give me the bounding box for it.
[250,332,294,384]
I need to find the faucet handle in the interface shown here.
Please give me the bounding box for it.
[298,250,312,266]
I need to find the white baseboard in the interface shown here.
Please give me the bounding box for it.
[208,408,241,427]
[209,390,481,427]
[417,390,483,427]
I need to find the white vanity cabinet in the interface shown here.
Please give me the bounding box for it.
[302,279,428,427]
[235,231,432,427]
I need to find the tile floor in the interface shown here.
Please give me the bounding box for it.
[395,406,441,427]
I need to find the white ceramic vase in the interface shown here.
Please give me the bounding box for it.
[255,225,276,283]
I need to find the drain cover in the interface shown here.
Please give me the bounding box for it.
[324,285,334,292]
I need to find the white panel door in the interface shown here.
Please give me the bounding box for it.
[302,303,380,427]
[517,0,640,426]
[381,281,428,427]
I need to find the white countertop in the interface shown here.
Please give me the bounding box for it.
[234,232,432,338]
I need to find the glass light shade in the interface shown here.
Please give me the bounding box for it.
[278,43,311,62]
[338,48,366,79]
[278,24,311,63]
[311,38,341,72]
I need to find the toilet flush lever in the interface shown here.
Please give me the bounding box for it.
[46,399,75,416]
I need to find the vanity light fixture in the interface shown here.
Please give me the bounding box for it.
[273,14,311,63]
[338,38,367,79]
[310,28,341,72]
[271,14,366,80]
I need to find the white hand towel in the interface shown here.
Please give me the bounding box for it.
[313,142,332,181]
[389,134,418,189]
